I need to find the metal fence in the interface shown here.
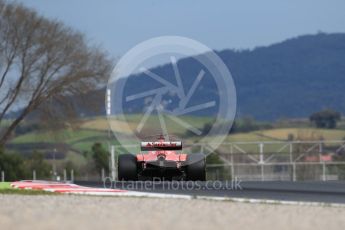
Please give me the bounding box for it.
[206,162,345,181]
[201,140,345,181]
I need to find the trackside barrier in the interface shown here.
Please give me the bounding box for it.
[70,169,74,183]
[101,168,105,182]
[24,169,76,182]
[206,162,345,181]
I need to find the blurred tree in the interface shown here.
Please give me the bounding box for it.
[206,152,224,164]
[91,143,109,175]
[64,160,75,172]
[0,147,26,181]
[287,133,294,141]
[26,151,50,179]
[0,1,112,145]
[309,109,341,129]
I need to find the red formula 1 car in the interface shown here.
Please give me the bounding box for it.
[118,135,206,181]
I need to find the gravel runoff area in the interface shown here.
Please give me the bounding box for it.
[0,195,345,230]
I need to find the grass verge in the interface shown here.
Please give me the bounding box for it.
[0,182,55,195]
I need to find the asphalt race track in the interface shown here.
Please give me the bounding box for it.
[76,180,345,204]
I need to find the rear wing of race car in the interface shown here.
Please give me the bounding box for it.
[140,141,182,151]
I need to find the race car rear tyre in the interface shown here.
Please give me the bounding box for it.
[118,154,138,181]
[186,154,206,181]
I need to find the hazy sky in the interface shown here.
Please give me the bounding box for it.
[16,0,345,57]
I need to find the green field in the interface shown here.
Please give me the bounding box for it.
[0,182,10,189]
[255,128,345,141]
[197,127,345,144]
[106,114,213,137]
[12,129,106,144]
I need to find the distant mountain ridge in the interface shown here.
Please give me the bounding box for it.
[9,33,345,121]
[116,32,345,121]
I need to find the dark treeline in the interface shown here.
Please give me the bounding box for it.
[0,148,50,181]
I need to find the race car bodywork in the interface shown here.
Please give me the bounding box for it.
[118,136,206,181]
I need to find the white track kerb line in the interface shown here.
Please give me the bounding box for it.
[9,181,345,208]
